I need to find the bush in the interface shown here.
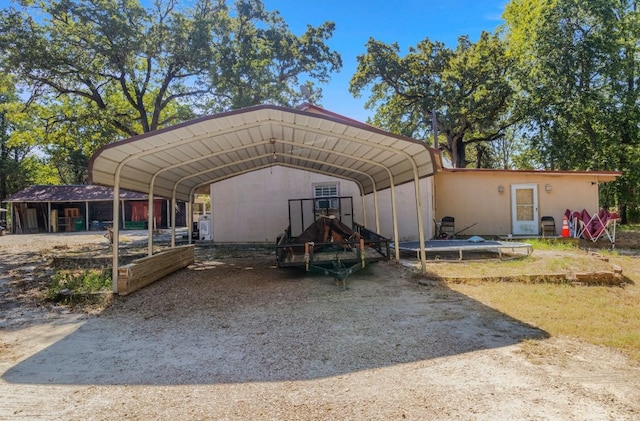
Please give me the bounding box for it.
[48,268,111,304]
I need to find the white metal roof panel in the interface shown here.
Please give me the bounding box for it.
[89,105,438,202]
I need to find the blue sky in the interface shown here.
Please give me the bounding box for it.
[263,0,508,122]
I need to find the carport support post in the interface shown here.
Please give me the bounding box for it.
[412,175,427,273]
[187,194,193,245]
[147,183,155,257]
[171,195,176,247]
[111,182,120,293]
[166,199,170,232]
[373,189,381,234]
[390,182,400,263]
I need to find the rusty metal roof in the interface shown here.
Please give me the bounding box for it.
[4,185,149,203]
[88,105,438,202]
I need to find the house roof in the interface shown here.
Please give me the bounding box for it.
[440,167,621,182]
[4,185,150,203]
[88,104,439,202]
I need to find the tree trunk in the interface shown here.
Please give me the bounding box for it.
[0,112,8,206]
[620,202,628,225]
[452,136,466,168]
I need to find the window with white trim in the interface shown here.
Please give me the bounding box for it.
[313,183,339,210]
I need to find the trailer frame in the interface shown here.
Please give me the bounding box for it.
[276,197,391,287]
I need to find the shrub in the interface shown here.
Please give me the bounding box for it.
[48,268,111,304]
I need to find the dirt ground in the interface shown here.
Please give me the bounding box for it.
[1,231,640,420]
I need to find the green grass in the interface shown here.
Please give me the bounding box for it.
[618,223,640,232]
[521,238,581,251]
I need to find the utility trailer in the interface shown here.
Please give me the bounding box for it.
[276,197,391,287]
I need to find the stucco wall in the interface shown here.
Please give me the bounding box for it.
[209,165,610,241]
[209,166,363,243]
[209,167,436,243]
[363,178,435,242]
[434,170,605,236]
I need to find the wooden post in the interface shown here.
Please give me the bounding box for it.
[304,242,310,271]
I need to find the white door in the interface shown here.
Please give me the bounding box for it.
[198,214,211,241]
[511,184,539,235]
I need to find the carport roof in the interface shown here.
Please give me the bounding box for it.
[88,104,439,202]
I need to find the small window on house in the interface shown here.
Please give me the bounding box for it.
[314,183,339,210]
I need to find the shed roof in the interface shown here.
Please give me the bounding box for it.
[88,104,439,202]
[4,185,149,203]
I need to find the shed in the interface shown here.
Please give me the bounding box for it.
[3,185,187,233]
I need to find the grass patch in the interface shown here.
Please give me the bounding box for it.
[447,281,640,362]
[618,223,640,232]
[426,239,640,362]
[523,238,581,251]
[48,268,112,305]
[423,252,612,279]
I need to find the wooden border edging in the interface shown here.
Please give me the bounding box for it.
[117,245,195,295]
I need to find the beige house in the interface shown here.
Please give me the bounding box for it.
[434,168,619,238]
[207,106,619,243]
[88,102,619,244]
[208,155,618,243]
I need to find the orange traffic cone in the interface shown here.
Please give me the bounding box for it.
[561,215,570,238]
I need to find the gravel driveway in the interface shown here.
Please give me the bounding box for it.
[1,233,639,419]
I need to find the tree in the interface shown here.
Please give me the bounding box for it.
[504,0,616,169]
[503,0,640,221]
[206,0,342,111]
[35,93,152,184]
[0,74,37,205]
[0,0,203,137]
[0,0,341,140]
[349,32,516,168]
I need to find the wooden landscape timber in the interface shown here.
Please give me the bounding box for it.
[117,245,195,295]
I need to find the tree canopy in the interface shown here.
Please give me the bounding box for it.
[0,0,341,202]
[349,0,640,220]
[503,0,640,220]
[349,32,516,168]
[2,0,640,221]
[0,0,341,137]
[0,73,44,206]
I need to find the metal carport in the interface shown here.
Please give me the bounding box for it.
[88,104,439,292]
